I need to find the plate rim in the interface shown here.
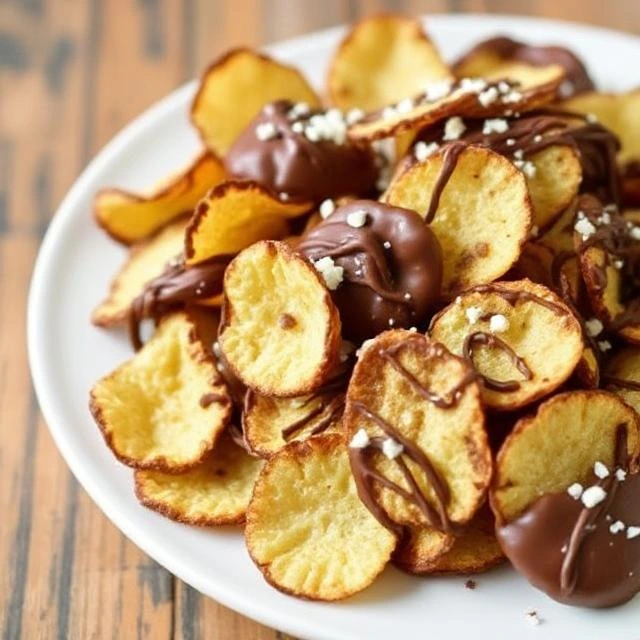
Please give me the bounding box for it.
[27,13,640,640]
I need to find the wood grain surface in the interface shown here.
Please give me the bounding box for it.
[0,1,637,639]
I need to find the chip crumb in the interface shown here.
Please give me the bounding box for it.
[465,306,483,324]
[482,118,509,135]
[382,437,403,460]
[349,428,370,449]
[585,318,603,337]
[627,526,640,539]
[609,520,625,535]
[581,485,607,508]
[346,209,368,228]
[414,141,439,162]
[443,116,466,141]
[594,461,610,479]
[567,483,583,500]
[313,256,344,290]
[319,199,335,219]
[464,579,476,590]
[489,314,509,334]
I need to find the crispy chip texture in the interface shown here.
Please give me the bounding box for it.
[492,390,640,523]
[384,145,531,295]
[220,241,341,397]
[95,151,225,245]
[395,506,504,575]
[562,90,640,165]
[90,313,231,471]
[243,389,343,457]
[191,48,320,156]
[92,218,186,327]
[135,434,263,525]
[328,15,451,112]
[245,433,396,600]
[430,280,582,410]
[604,346,640,415]
[185,181,309,266]
[343,330,491,528]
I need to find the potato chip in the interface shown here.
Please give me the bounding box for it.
[430,279,583,410]
[327,15,451,112]
[603,346,640,415]
[92,218,187,327]
[90,312,231,471]
[491,390,639,523]
[135,434,263,525]
[562,89,640,165]
[383,144,532,295]
[219,241,341,397]
[245,433,397,600]
[343,330,491,530]
[191,48,320,156]
[184,181,309,267]
[95,151,225,245]
[243,388,344,457]
[395,506,504,575]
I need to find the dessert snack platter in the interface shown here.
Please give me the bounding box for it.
[28,13,640,639]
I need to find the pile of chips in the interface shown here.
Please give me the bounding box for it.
[90,15,640,606]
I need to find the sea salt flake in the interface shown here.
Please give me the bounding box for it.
[291,121,304,133]
[567,483,583,500]
[482,118,509,135]
[383,240,391,249]
[630,226,640,241]
[255,121,278,140]
[443,116,466,141]
[489,314,509,333]
[478,86,499,107]
[346,108,365,125]
[616,469,627,482]
[346,209,368,228]
[414,141,439,162]
[506,138,516,146]
[459,77,487,94]
[585,318,603,337]
[465,306,483,324]
[319,199,335,219]
[382,437,403,459]
[598,340,612,352]
[609,520,625,535]
[313,256,343,290]
[396,97,414,114]
[404,292,412,300]
[574,215,596,240]
[594,461,610,479]
[425,79,454,101]
[627,526,640,539]
[581,485,607,508]
[586,113,598,123]
[349,428,370,449]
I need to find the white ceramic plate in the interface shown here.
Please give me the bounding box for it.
[28,14,640,640]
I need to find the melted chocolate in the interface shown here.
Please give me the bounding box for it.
[463,331,533,392]
[496,426,640,608]
[280,394,345,440]
[129,255,230,350]
[298,200,443,342]
[471,283,568,316]
[603,376,640,392]
[224,100,378,203]
[453,36,594,98]
[199,392,228,408]
[425,142,467,224]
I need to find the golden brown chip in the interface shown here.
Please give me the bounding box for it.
[507,241,554,287]
[383,144,532,295]
[219,240,341,397]
[184,181,309,267]
[95,151,225,245]
[562,89,640,165]
[92,218,187,327]
[603,346,640,415]
[245,433,397,600]
[343,330,491,530]
[243,389,343,458]
[430,279,583,410]
[327,15,451,112]
[395,506,504,575]
[191,48,320,156]
[135,434,263,525]
[491,390,640,522]
[90,312,231,472]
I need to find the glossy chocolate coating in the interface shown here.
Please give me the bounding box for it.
[298,200,443,343]
[224,100,378,203]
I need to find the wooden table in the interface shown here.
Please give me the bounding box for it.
[0,1,637,638]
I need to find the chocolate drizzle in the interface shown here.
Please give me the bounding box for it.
[280,394,345,440]
[603,375,640,392]
[199,392,228,408]
[463,331,533,392]
[129,255,230,350]
[425,142,467,224]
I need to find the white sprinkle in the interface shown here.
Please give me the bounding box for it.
[533,134,543,143]
[609,520,626,535]
[346,108,365,125]
[585,318,604,337]
[383,240,391,249]
[346,209,368,228]
[525,610,541,626]
[425,78,454,101]
[574,215,597,240]
[581,485,607,508]
[616,469,628,482]
[627,526,640,539]
[382,437,403,459]
[319,199,335,219]
[598,340,612,352]
[567,483,583,500]
[630,226,640,241]
[404,292,412,300]
[465,306,483,324]
[313,256,344,290]
[586,113,598,123]
[459,77,487,94]
[506,138,516,146]
[414,141,439,162]
[478,86,499,107]
[396,97,414,114]
[483,118,509,135]
[594,461,610,479]
[291,121,304,133]
[443,116,466,141]
[489,314,509,333]
[255,121,278,141]
[349,428,370,449]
